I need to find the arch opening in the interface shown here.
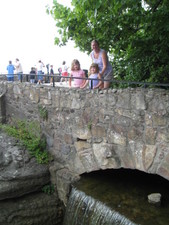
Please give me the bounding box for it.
[68,168,169,225]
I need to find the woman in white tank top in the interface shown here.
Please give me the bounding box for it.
[90,40,113,89]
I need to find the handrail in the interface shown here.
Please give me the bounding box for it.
[1,73,169,88]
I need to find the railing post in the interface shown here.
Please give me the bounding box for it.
[91,79,93,89]
[26,73,28,82]
[53,75,55,87]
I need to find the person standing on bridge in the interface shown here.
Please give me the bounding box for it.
[50,65,54,85]
[60,61,69,84]
[15,58,23,82]
[6,61,15,82]
[90,40,113,89]
[29,67,36,84]
[36,60,45,85]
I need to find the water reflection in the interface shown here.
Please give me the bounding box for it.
[64,169,169,225]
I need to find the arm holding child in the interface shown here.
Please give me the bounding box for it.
[80,79,89,89]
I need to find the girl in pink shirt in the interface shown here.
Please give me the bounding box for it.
[69,59,85,88]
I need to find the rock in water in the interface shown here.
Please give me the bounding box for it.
[148,193,161,206]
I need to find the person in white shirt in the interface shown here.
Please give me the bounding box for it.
[15,58,23,82]
[36,60,45,85]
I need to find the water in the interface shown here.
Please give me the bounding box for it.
[63,187,136,225]
[64,169,169,225]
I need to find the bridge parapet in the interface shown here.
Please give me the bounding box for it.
[0,81,169,204]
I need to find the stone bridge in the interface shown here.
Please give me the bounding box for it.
[0,81,169,204]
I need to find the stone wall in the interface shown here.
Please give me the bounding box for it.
[0,81,169,204]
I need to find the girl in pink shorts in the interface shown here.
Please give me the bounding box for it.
[61,61,69,83]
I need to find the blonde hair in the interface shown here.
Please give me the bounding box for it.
[88,63,99,76]
[91,40,99,46]
[71,59,81,71]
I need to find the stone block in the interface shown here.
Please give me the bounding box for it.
[157,129,169,143]
[13,84,22,95]
[108,130,127,146]
[128,126,144,141]
[131,91,146,110]
[73,127,92,140]
[64,133,73,144]
[142,145,157,170]
[152,114,167,127]
[75,141,91,151]
[92,125,106,138]
[93,143,120,169]
[145,127,157,145]
[129,140,144,170]
[30,89,40,103]
[76,147,99,172]
[145,113,153,126]
[116,92,130,109]
[157,153,169,181]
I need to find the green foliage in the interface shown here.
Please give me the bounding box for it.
[47,0,169,84]
[42,184,55,195]
[0,119,49,164]
[38,105,48,120]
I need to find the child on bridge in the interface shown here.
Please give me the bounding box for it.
[80,63,101,89]
[69,59,86,88]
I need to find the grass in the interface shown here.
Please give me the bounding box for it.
[0,119,50,164]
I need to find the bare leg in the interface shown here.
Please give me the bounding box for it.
[104,81,110,89]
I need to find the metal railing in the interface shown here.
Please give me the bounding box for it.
[1,73,169,89]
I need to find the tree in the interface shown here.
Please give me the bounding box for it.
[47,0,169,83]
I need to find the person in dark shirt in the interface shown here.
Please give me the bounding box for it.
[50,65,54,85]
[29,67,36,83]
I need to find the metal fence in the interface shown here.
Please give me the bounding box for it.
[1,73,169,89]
